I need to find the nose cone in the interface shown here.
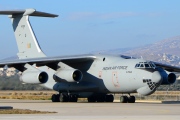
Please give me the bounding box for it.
[152,71,162,83]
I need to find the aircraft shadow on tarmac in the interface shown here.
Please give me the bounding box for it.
[1,100,180,104]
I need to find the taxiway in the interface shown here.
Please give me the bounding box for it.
[0,99,180,120]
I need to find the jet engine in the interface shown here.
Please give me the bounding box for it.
[160,71,176,85]
[20,70,48,84]
[54,69,83,82]
[156,67,176,85]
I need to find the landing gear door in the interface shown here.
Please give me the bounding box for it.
[112,72,120,88]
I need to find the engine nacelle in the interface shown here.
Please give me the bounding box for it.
[20,70,48,84]
[54,69,83,82]
[160,71,176,85]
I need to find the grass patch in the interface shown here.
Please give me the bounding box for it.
[0,91,55,100]
[0,109,57,114]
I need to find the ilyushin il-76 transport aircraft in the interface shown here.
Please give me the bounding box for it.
[0,9,180,103]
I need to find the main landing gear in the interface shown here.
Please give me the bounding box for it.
[51,93,78,102]
[51,93,135,103]
[87,94,114,102]
[120,95,135,103]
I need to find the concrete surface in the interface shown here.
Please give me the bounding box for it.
[0,99,180,120]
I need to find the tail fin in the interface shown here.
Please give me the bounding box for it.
[0,9,58,59]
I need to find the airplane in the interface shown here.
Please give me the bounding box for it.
[0,8,179,103]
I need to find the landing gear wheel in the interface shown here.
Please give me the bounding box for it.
[128,96,135,103]
[69,95,78,102]
[51,94,60,102]
[88,95,96,102]
[120,96,128,103]
[59,93,69,102]
[96,95,105,102]
[105,95,114,102]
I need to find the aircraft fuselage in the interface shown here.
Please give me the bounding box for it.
[50,55,162,98]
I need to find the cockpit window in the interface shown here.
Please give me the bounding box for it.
[135,62,156,69]
[149,64,153,68]
[140,64,144,67]
[135,64,140,67]
[145,64,150,68]
[151,64,156,68]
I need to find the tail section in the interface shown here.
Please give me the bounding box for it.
[0,9,58,59]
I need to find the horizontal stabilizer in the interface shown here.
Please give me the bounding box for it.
[0,9,58,17]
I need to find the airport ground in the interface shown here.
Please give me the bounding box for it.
[0,91,180,120]
[0,99,180,120]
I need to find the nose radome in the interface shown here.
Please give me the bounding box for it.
[152,71,162,83]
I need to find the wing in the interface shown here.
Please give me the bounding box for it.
[153,61,180,72]
[0,54,96,71]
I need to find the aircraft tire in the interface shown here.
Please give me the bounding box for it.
[120,96,128,103]
[59,93,69,102]
[97,95,105,102]
[88,96,96,102]
[51,94,60,102]
[128,96,135,103]
[69,95,78,102]
[105,95,114,102]
[51,94,56,102]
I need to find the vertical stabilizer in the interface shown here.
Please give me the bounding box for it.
[10,14,46,59]
[0,9,58,59]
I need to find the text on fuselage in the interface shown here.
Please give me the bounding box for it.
[102,66,128,70]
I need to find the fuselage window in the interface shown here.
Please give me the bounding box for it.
[103,58,105,61]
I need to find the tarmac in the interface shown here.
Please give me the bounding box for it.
[0,99,180,120]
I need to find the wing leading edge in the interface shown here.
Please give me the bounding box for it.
[0,54,96,71]
[153,61,180,72]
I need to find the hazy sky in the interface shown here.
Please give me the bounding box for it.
[0,0,180,58]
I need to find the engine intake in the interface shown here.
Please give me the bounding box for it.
[73,70,82,81]
[38,72,48,83]
[161,72,176,85]
[54,69,83,82]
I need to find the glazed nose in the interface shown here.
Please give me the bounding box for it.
[152,71,162,83]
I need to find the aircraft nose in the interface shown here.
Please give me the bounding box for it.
[152,71,162,84]
[137,71,162,95]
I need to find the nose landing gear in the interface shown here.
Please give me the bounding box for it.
[128,96,135,103]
